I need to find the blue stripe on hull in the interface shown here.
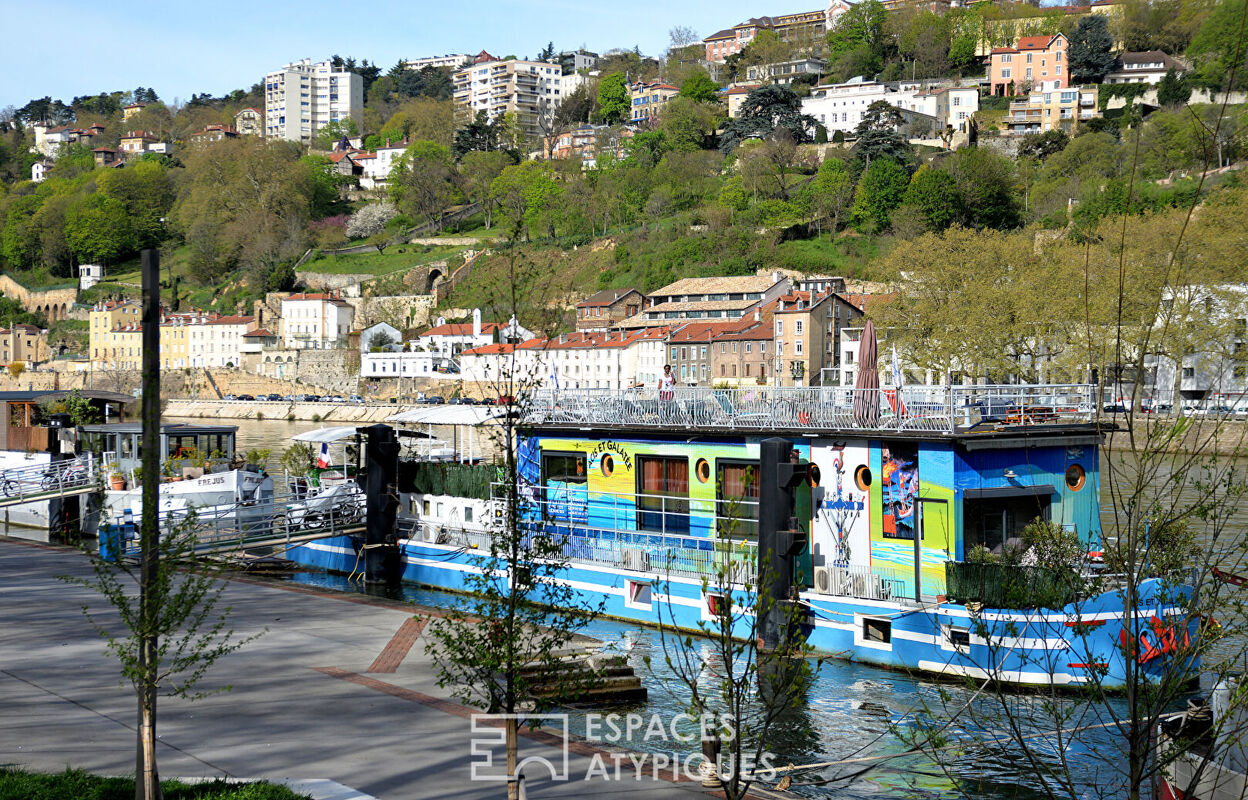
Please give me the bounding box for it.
[287,536,1191,690]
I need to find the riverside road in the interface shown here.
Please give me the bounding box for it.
[0,539,714,799]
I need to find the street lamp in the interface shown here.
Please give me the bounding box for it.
[790,360,805,388]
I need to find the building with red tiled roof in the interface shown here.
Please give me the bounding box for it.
[629,82,681,123]
[280,293,355,350]
[576,288,644,332]
[987,33,1069,96]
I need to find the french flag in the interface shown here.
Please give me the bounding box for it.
[317,442,331,469]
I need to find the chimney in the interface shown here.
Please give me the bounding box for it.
[472,308,482,337]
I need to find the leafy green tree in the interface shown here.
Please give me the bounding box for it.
[902,165,963,231]
[2,194,44,269]
[947,146,1021,230]
[658,96,719,152]
[1156,67,1193,106]
[64,194,136,264]
[312,118,358,151]
[490,161,563,240]
[854,100,904,136]
[718,85,816,153]
[453,110,508,159]
[301,154,348,218]
[1017,129,1070,160]
[626,130,669,169]
[1068,15,1117,82]
[460,150,514,229]
[679,70,720,103]
[595,73,630,125]
[96,160,175,249]
[804,155,855,233]
[851,126,914,172]
[851,157,909,232]
[390,140,456,231]
[827,0,890,75]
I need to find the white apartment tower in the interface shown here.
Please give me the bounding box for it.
[453,56,563,139]
[264,59,363,144]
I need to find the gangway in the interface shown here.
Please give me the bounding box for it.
[110,483,368,559]
[0,455,99,509]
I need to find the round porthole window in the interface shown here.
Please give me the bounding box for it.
[854,465,872,492]
[601,454,614,478]
[696,458,711,483]
[1065,464,1086,491]
[807,463,821,488]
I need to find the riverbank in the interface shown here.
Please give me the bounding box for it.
[1106,418,1247,458]
[165,398,413,423]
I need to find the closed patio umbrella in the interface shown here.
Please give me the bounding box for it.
[853,320,880,427]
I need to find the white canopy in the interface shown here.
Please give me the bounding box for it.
[290,426,362,443]
[387,405,505,426]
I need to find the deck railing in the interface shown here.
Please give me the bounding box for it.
[525,384,1095,434]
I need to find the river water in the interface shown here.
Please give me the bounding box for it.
[10,416,1245,797]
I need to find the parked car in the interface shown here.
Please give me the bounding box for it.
[496,395,515,406]
[424,395,446,404]
[305,395,322,403]
[237,394,255,402]
[224,394,237,401]
[450,396,475,405]
[265,393,282,402]
[1102,403,1129,414]
[1208,405,1236,416]
[349,395,364,404]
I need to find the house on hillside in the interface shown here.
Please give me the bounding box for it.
[1103,51,1187,84]
[987,34,1069,96]
[576,289,644,332]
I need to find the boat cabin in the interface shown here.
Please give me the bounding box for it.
[80,422,238,475]
[520,384,1104,601]
[0,390,133,452]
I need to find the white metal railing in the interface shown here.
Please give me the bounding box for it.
[524,385,1095,434]
[814,563,914,603]
[0,454,97,504]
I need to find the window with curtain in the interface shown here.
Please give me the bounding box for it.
[637,456,689,534]
[717,461,759,539]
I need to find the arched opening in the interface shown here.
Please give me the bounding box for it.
[425,269,444,295]
[60,303,67,320]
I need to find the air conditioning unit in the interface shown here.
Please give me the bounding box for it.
[621,548,650,572]
[423,525,442,543]
[813,566,832,595]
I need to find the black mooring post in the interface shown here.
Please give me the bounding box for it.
[362,424,400,584]
[758,438,807,651]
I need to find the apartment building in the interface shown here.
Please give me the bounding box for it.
[119,131,160,156]
[988,34,1069,97]
[1004,85,1099,135]
[0,325,50,366]
[199,315,258,368]
[559,50,598,74]
[773,290,864,386]
[280,293,355,349]
[702,8,832,64]
[891,85,980,133]
[711,324,773,386]
[89,300,141,367]
[453,55,564,138]
[621,274,790,328]
[629,82,680,123]
[264,58,364,144]
[404,54,473,71]
[744,57,826,85]
[802,77,893,134]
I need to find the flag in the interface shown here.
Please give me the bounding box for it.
[317,441,331,469]
[891,345,907,417]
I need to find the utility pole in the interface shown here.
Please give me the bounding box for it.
[137,247,162,799]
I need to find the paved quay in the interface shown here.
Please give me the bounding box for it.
[0,539,717,799]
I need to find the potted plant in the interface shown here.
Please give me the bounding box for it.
[109,473,125,491]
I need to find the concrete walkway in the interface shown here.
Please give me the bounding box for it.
[0,540,715,799]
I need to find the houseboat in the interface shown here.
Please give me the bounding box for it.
[287,383,1195,689]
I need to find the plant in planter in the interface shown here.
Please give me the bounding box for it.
[109,473,126,490]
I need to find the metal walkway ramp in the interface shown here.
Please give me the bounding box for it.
[0,455,99,510]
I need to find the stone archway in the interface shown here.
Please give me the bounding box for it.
[425,268,444,295]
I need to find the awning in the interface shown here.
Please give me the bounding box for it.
[387,406,505,426]
[963,484,1057,500]
[291,426,362,443]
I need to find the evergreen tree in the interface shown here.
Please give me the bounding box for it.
[1156,67,1192,106]
[1068,16,1116,82]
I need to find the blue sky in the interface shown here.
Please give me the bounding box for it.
[2,0,803,109]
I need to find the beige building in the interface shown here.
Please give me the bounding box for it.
[711,324,772,386]
[621,274,791,328]
[772,290,865,386]
[89,300,142,368]
[453,53,564,139]
[1005,85,1099,135]
[234,107,263,136]
[576,289,644,332]
[0,325,50,366]
[200,315,258,368]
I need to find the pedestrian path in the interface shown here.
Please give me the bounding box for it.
[0,539,714,799]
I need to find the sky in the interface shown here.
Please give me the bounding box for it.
[1,0,810,110]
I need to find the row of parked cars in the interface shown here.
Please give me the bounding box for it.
[223,393,366,403]
[1104,402,1248,417]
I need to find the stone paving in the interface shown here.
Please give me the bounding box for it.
[0,539,718,799]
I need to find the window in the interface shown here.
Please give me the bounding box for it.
[1056,66,1062,76]
[1002,69,1011,79]
[637,456,689,533]
[670,347,677,360]
[795,320,803,335]
[721,343,727,354]
[1026,53,1033,63]
[1182,367,1195,378]
[745,343,752,353]
[796,342,803,355]
[776,320,784,335]
[541,452,587,523]
[732,342,738,353]
[717,461,759,539]
[760,342,766,353]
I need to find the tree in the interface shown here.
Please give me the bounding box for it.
[346,202,399,246]
[595,73,630,125]
[383,97,455,148]
[366,328,397,351]
[460,150,513,229]
[850,126,914,171]
[66,513,261,800]
[803,155,855,234]
[489,161,563,240]
[736,131,798,201]
[1156,67,1193,106]
[854,99,904,137]
[65,195,137,264]
[901,165,963,231]
[947,146,1022,230]
[96,159,175,249]
[719,85,816,153]
[553,82,597,128]
[827,0,890,75]
[1068,15,1117,82]
[679,71,720,103]
[424,232,600,800]
[851,157,909,232]
[8,361,25,379]
[453,110,506,159]
[312,118,358,152]
[390,140,456,231]
[1018,129,1070,160]
[658,96,719,152]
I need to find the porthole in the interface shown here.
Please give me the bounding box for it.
[695,458,711,483]
[807,463,822,488]
[854,465,873,492]
[1065,464,1086,491]
[601,454,614,478]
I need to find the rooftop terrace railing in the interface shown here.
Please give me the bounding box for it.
[525,384,1095,434]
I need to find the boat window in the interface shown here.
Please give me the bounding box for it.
[637,456,689,534]
[963,497,1051,556]
[947,626,971,649]
[863,617,891,643]
[541,452,587,524]
[716,460,759,540]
